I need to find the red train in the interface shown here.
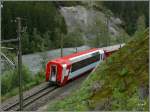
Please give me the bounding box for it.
[45,48,115,86]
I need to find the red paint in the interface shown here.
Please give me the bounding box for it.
[104,50,117,59]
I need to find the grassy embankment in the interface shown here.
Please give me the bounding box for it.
[48,28,149,111]
[1,66,45,101]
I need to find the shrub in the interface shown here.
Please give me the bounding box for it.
[1,65,33,95]
[120,68,128,76]
[34,71,45,85]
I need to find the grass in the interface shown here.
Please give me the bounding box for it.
[47,28,149,111]
[1,66,45,102]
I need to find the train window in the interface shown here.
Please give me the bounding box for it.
[71,52,100,72]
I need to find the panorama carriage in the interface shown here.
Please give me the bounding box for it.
[45,48,106,86]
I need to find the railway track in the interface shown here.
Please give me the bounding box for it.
[2,85,58,111]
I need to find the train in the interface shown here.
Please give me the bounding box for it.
[45,48,116,86]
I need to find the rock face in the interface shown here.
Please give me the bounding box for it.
[60,5,123,38]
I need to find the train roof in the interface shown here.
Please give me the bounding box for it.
[50,48,101,64]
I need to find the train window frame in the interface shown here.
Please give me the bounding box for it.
[71,52,100,72]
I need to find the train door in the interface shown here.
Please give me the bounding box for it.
[50,65,57,82]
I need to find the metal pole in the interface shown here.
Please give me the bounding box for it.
[60,33,63,57]
[17,17,23,110]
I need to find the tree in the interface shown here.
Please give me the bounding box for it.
[136,15,146,32]
[40,52,48,69]
[63,31,84,48]
[87,17,110,48]
[103,1,149,35]
[30,28,45,52]
[134,15,146,38]
[22,31,30,54]
[43,31,52,49]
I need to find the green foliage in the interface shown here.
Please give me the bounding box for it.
[103,1,149,35]
[42,31,53,49]
[134,15,146,39]
[1,65,33,95]
[115,29,130,44]
[112,87,147,111]
[1,66,45,101]
[87,17,111,48]
[40,52,48,69]
[22,31,30,53]
[111,88,127,110]
[30,28,45,52]
[2,2,67,54]
[126,93,141,110]
[53,1,81,7]
[34,70,45,85]
[136,15,146,32]
[1,70,14,95]
[48,80,91,111]
[64,31,84,48]
[120,68,128,76]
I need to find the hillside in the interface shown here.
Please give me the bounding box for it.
[48,28,149,111]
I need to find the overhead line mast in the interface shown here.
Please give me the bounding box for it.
[1,17,24,110]
[16,17,23,111]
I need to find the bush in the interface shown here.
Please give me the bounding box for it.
[120,68,128,76]
[34,70,45,85]
[1,65,33,95]
[1,66,46,101]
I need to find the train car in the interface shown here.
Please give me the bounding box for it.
[46,48,105,86]
[104,49,118,58]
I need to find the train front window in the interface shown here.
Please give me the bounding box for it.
[50,65,57,81]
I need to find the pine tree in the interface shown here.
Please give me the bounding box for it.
[136,15,146,32]
[134,15,146,38]
[22,31,30,54]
